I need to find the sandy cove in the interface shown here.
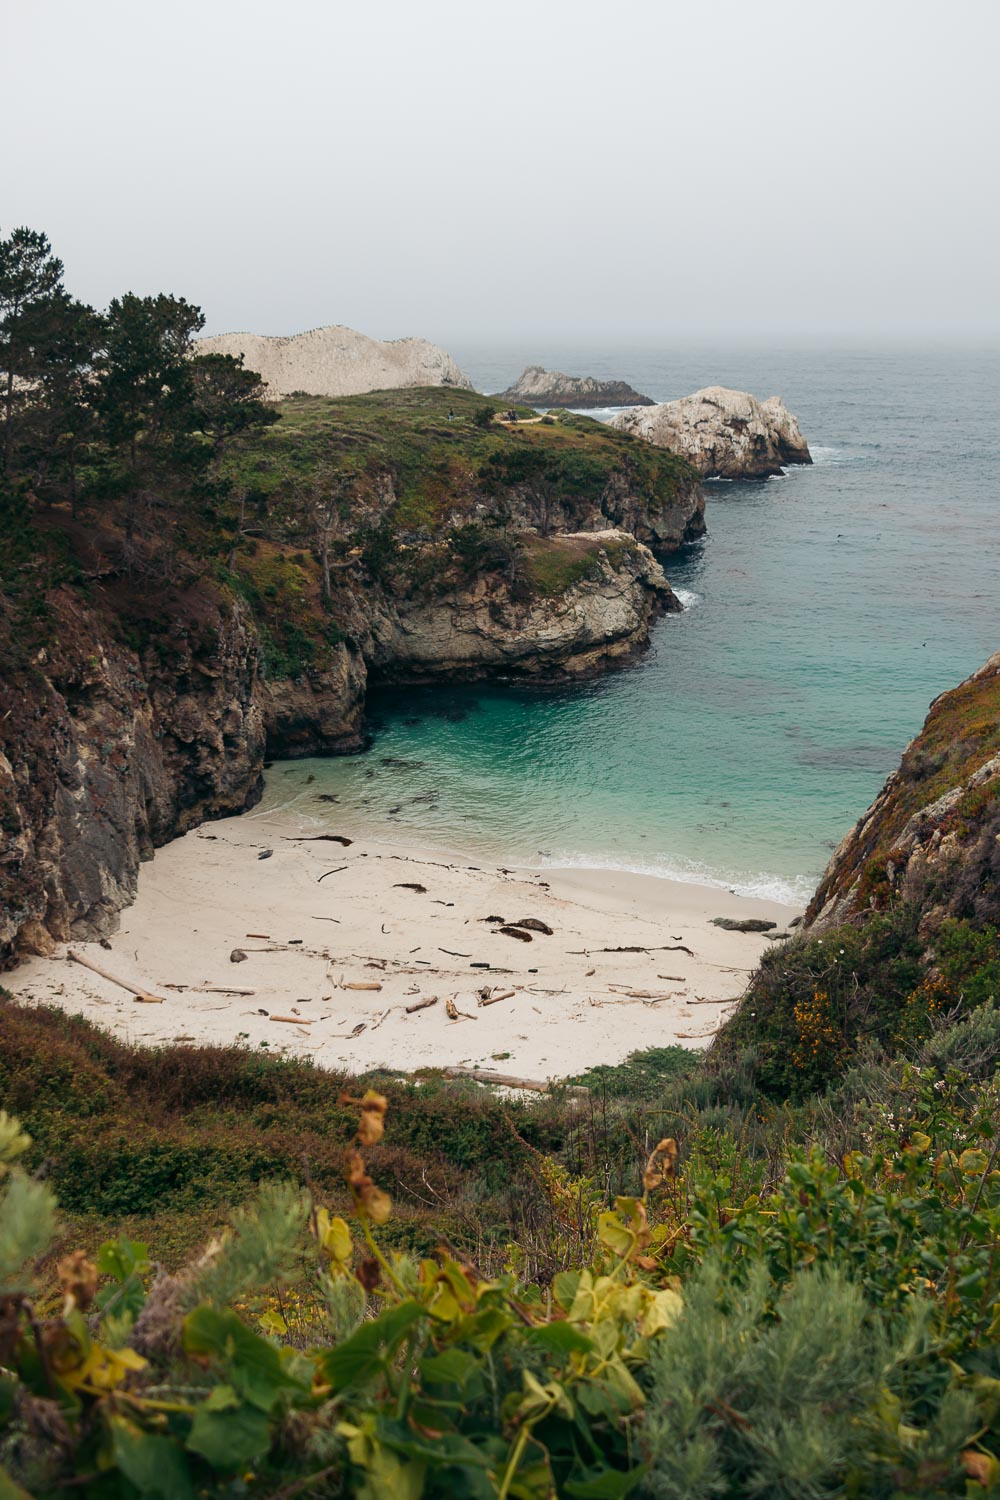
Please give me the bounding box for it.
[11,806,800,1082]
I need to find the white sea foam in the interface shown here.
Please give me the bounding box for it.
[532,850,816,907]
[673,587,702,610]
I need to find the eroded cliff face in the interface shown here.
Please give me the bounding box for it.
[476,467,704,555]
[0,584,265,959]
[0,524,681,957]
[611,387,811,479]
[806,651,1000,933]
[371,533,676,683]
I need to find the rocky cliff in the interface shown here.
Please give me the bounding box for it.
[370,533,677,683]
[806,651,1000,933]
[610,387,811,478]
[192,325,473,399]
[0,390,699,960]
[495,366,654,409]
[0,574,266,958]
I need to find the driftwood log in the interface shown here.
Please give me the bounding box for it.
[67,950,165,1004]
[443,1067,588,1097]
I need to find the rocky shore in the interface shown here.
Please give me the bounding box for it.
[611,386,812,478]
[0,390,703,960]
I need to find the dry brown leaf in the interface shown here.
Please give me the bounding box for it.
[357,1089,388,1145]
[57,1251,98,1312]
[962,1451,996,1487]
[643,1137,679,1192]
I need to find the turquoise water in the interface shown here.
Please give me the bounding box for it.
[262,346,1000,904]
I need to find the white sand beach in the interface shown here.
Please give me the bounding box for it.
[11,806,800,1082]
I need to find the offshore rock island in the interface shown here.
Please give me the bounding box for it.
[494,365,655,408]
[611,385,812,477]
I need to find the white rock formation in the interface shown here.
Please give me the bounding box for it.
[610,386,811,478]
[192,324,473,399]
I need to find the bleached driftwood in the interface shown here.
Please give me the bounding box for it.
[444,1066,588,1097]
[67,950,165,1004]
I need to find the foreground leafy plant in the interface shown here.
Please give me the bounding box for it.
[0,1074,998,1497]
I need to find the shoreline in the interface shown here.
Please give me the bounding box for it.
[11,807,801,1081]
[254,769,818,911]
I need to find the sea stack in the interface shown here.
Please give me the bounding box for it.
[192,324,473,399]
[495,365,654,408]
[610,386,812,478]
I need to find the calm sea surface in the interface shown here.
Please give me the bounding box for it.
[261,345,1000,903]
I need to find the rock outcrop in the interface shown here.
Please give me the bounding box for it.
[806,651,1000,933]
[0,583,266,959]
[610,387,811,478]
[192,325,473,399]
[495,366,654,409]
[371,533,676,683]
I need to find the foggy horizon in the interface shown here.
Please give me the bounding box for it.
[5,0,999,348]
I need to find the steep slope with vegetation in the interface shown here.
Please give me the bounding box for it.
[0,228,702,960]
[807,649,1000,932]
[715,650,1000,1101]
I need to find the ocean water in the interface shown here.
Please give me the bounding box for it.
[261,345,1000,904]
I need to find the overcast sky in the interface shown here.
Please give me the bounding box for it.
[4,0,998,345]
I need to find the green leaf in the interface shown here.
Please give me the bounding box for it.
[321,1299,425,1392]
[451,1304,515,1350]
[597,1210,634,1259]
[507,1458,557,1499]
[183,1305,300,1411]
[417,1347,482,1391]
[553,1271,581,1310]
[186,1400,271,1471]
[565,1465,647,1498]
[374,1415,490,1468]
[202,1382,241,1412]
[98,1234,151,1283]
[526,1321,594,1356]
[109,1416,196,1500]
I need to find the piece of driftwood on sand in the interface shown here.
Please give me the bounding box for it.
[66,950,165,1004]
[443,1066,588,1097]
